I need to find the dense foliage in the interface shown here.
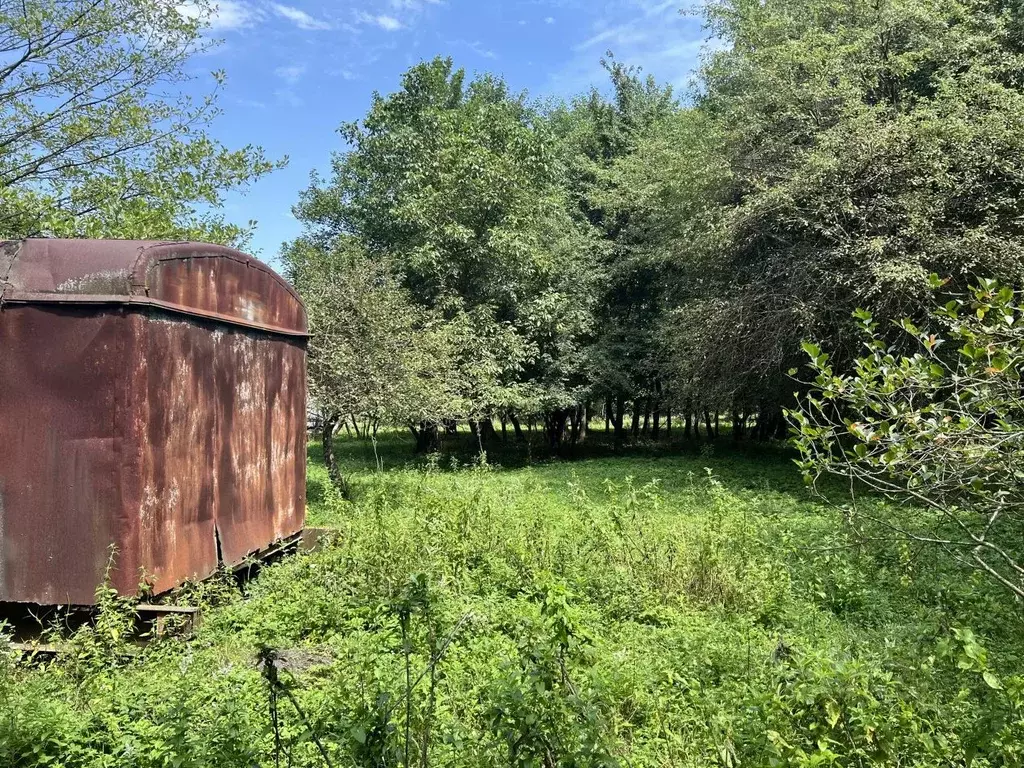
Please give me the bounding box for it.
[0,0,281,246]
[289,59,597,453]
[3,433,1024,767]
[291,0,1024,455]
[793,278,1024,600]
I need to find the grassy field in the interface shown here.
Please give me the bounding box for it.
[2,429,1023,766]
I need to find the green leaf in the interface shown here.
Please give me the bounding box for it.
[983,671,1003,690]
[802,341,822,360]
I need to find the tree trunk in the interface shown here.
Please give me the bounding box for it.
[704,410,714,441]
[715,412,720,438]
[613,394,626,448]
[510,413,525,441]
[568,406,582,448]
[642,399,651,437]
[684,399,693,440]
[631,400,641,438]
[322,415,348,497]
[666,408,672,437]
[546,409,570,451]
[580,402,590,444]
[652,382,662,441]
[411,422,440,453]
[605,397,612,435]
[500,417,508,442]
[774,409,789,440]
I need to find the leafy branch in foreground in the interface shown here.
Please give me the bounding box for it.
[0,0,282,245]
[791,277,1024,601]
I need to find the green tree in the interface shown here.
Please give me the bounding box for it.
[550,60,679,445]
[0,0,281,246]
[683,0,1024,427]
[294,57,596,449]
[596,105,736,440]
[283,237,473,481]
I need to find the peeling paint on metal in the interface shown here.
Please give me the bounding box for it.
[54,269,132,295]
[0,486,5,599]
[0,240,308,605]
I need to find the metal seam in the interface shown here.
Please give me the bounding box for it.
[1,292,309,338]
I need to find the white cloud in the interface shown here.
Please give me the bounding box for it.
[575,23,653,52]
[358,12,403,31]
[545,16,555,24]
[177,1,262,31]
[389,0,442,8]
[548,1,708,96]
[274,63,307,82]
[468,40,496,59]
[270,3,333,30]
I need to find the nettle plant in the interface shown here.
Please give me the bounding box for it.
[791,277,1024,601]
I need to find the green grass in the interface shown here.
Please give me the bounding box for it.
[3,429,1023,767]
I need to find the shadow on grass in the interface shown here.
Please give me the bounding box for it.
[308,425,814,497]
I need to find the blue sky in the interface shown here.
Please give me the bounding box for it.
[183,0,710,261]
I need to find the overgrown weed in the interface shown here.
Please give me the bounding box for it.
[2,434,1023,766]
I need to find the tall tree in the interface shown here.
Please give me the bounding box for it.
[688,0,1024,417]
[0,0,281,245]
[595,0,1024,437]
[551,60,679,443]
[293,57,596,448]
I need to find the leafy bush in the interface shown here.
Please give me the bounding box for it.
[792,278,1024,601]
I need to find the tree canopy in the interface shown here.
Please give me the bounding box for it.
[0,0,281,246]
[291,0,1024,453]
[289,58,598,449]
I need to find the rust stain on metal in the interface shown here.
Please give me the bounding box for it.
[0,239,308,605]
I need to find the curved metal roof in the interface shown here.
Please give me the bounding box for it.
[0,239,307,337]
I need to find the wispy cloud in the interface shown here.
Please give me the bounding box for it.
[464,40,497,59]
[545,16,555,24]
[358,12,403,31]
[270,3,333,30]
[389,0,443,9]
[274,88,304,107]
[548,1,708,97]
[235,97,268,109]
[357,0,444,32]
[274,63,307,82]
[177,1,263,31]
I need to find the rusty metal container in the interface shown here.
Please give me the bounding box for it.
[0,239,307,605]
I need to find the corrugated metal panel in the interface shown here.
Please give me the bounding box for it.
[0,240,307,605]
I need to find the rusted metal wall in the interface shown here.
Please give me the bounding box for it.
[0,240,307,605]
